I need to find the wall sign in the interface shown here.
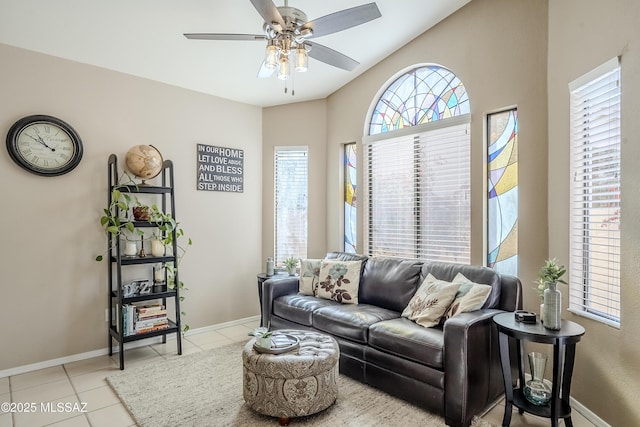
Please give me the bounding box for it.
[197,144,244,193]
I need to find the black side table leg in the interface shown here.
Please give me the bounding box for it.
[562,343,578,427]
[550,342,563,427]
[498,332,513,427]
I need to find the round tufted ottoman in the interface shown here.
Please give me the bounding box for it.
[242,329,339,425]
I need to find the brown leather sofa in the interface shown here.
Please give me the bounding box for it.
[261,252,522,427]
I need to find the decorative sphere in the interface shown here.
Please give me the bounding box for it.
[125,145,163,180]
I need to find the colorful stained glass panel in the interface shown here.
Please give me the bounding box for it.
[344,143,357,253]
[369,65,470,135]
[487,109,518,275]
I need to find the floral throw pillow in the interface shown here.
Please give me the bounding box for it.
[443,273,492,319]
[299,259,322,296]
[316,260,362,304]
[401,274,460,328]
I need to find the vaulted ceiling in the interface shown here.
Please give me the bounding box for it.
[0,0,470,107]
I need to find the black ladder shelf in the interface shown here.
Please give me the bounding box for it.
[106,154,182,369]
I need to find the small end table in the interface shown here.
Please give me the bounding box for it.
[257,272,289,326]
[493,312,585,427]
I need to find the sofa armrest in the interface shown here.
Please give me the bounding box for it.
[261,277,299,329]
[443,309,504,427]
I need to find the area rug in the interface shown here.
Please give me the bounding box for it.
[107,341,494,426]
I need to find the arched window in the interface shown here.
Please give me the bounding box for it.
[363,65,471,262]
[368,65,470,135]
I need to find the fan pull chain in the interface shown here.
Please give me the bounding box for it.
[291,71,295,96]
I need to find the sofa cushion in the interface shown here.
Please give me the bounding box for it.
[369,318,445,369]
[422,262,502,309]
[360,256,424,312]
[273,294,340,327]
[325,251,368,262]
[401,274,460,328]
[313,304,399,344]
[299,259,322,296]
[316,259,362,304]
[443,273,492,319]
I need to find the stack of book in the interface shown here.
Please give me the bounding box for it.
[121,303,169,336]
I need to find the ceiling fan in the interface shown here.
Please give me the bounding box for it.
[184,0,382,83]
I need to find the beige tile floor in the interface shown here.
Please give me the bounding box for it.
[0,319,596,427]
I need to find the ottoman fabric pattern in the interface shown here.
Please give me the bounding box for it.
[243,330,340,419]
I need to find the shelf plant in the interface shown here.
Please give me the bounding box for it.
[96,172,192,332]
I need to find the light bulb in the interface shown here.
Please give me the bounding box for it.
[278,56,290,80]
[295,47,308,72]
[265,44,278,69]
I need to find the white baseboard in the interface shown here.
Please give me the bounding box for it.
[570,397,611,427]
[0,315,260,379]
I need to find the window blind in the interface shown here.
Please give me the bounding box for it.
[568,57,621,326]
[364,122,470,263]
[274,147,308,266]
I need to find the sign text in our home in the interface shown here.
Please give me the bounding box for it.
[196,144,244,193]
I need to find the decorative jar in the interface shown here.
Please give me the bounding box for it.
[543,282,562,330]
[151,239,165,257]
[266,257,274,276]
[524,352,552,405]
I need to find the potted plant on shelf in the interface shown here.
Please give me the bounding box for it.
[95,179,144,262]
[96,173,193,333]
[534,257,567,327]
[283,257,299,275]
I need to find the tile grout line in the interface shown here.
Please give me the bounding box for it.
[56,362,92,427]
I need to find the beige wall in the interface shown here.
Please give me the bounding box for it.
[548,0,640,424]
[4,0,640,422]
[325,0,548,299]
[0,43,263,371]
[261,99,328,263]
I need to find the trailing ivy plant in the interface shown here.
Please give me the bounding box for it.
[95,173,192,333]
[95,174,144,262]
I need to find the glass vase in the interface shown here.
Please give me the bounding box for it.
[524,352,552,406]
[543,282,562,330]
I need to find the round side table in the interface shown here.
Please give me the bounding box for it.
[493,312,585,427]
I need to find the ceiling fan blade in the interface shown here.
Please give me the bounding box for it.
[184,33,266,41]
[257,61,276,78]
[250,0,285,29]
[304,3,381,39]
[305,41,359,71]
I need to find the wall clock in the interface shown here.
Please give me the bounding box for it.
[6,114,83,177]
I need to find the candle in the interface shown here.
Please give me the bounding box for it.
[154,266,165,282]
[124,241,137,257]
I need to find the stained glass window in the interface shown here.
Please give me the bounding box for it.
[369,65,470,135]
[365,64,471,262]
[487,109,518,276]
[344,143,357,253]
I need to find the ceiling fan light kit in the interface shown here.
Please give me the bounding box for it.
[184,0,381,92]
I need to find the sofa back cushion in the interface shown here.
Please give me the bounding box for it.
[421,262,501,309]
[360,257,424,312]
[325,252,368,262]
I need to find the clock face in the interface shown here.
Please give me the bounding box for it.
[6,115,83,176]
